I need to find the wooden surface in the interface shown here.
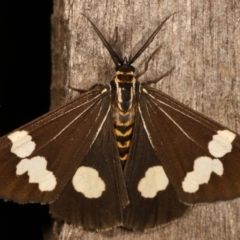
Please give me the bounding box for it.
[50,0,240,239]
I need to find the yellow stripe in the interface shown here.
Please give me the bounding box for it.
[115,78,134,83]
[116,71,134,75]
[115,71,134,83]
[115,120,133,126]
[120,154,128,161]
[114,128,133,137]
[117,140,131,148]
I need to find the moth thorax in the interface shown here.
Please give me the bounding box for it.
[115,76,136,112]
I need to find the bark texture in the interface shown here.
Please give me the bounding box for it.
[51,0,240,239]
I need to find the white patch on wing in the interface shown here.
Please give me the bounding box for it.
[142,88,148,94]
[182,156,223,193]
[101,88,107,94]
[208,130,236,158]
[138,166,169,198]
[8,130,36,158]
[72,166,105,198]
[16,156,57,191]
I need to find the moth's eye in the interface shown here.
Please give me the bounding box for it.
[118,75,133,82]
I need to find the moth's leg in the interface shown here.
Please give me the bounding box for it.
[68,83,105,93]
[135,46,162,79]
[145,66,175,85]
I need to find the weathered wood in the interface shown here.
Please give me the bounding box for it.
[51,0,240,239]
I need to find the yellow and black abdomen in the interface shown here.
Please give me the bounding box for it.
[111,74,136,164]
[113,110,135,162]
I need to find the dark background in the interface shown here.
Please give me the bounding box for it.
[0,1,53,239]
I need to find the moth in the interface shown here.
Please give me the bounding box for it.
[0,13,240,232]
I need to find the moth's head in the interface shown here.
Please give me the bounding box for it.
[115,57,135,72]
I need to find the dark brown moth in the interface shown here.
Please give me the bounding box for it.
[0,14,240,231]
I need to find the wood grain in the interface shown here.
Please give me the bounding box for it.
[50,0,240,239]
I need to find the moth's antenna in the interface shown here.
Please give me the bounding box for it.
[129,13,177,65]
[81,13,123,66]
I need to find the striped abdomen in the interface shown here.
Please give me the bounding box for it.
[113,108,135,162]
[111,73,136,164]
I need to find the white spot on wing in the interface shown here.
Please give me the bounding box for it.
[8,130,36,158]
[208,130,236,158]
[138,166,169,198]
[72,166,105,198]
[16,156,57,191]
[142,88,148,94]
[182,156,223,193]
[101,88,107,94]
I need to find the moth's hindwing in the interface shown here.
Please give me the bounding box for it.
[123,112,189,231]
[0,86,114,203]
[50,113,129,230]
[139,85,240,204]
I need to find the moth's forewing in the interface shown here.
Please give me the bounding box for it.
[0,87,111,203]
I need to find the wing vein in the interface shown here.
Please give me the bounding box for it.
[33,98,103,154]
[144,96,211,154]
[147,98,196,143]
[148,91,217,131]
[38,91,103,127]
[52,99,103,141]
